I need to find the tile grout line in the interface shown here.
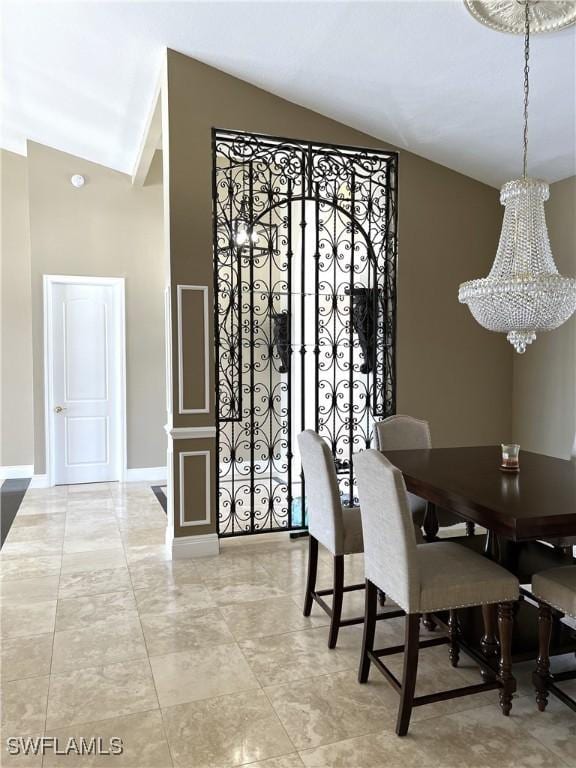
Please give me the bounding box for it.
[121,486,176,768]
[41,484,173,764]
[231,623,301,756]
[155,547,301,757]
[55,487,129,602]
[258,682,304,756]
[40,483,69,766]
[6,483,575,768]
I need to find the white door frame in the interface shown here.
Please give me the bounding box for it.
[43,275,127,486]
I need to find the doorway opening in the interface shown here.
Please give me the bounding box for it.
[43,275,126,486]
[212,130,397,536]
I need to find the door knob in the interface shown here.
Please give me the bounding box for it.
[54,406,67,414]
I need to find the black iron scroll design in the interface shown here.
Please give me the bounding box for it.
[350,288,378,374]
[213,129,398,536]
[272,312,291,373]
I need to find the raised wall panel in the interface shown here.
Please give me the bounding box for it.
[177,285,209,414]
[179,450,210,527]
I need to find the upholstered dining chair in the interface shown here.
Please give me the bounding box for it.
[373,415,463,540]
[355,449,519,736]
[532,565,576,712]
[298,430,403,649]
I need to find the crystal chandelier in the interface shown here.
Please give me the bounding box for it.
[459,1,576,353]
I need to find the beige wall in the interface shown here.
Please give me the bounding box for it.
[2,52,520,497]
[26,143,165,473]
[513,176,576,459]
[166,50,511,445]
[396,153,513,446]
[1,150,34,467]
[164,50,512,537]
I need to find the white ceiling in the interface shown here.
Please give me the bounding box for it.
[2,0,575,188]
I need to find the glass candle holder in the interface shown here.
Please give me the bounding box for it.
[501,443,520,472]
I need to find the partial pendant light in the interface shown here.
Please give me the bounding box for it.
[234,196,260,248]
[459,0,576,353]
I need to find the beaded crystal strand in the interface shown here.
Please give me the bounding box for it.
[459,1,576,353]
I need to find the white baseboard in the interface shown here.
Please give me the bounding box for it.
[30,474,50,488]
[125,466,167,483]
[219,530,292,549]
[172,533,219,559]
[27,468,167,488]
[0,465,34,480]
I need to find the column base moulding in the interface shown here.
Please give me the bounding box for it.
[172,533,220,559]
[164,425,217,440]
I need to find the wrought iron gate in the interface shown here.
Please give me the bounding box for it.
[212,129,397,537]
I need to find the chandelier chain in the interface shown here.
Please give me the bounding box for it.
[522,1,530,179]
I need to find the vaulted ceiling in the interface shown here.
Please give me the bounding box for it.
[2,0,574,188]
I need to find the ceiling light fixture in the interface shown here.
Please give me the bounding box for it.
[459,0,576,353]
[234,196,260,248]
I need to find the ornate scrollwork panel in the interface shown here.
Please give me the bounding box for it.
[213,129,397,536]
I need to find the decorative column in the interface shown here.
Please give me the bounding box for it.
[163,285,219,558]
[161,52,220,559]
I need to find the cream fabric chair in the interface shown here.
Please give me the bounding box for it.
[298,430,403,649]
[373,415,462,539]
[532,565,576,712]
[355,449,519,735]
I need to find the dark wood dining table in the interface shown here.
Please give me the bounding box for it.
[382,445,576,667]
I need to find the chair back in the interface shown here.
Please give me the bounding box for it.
[298,430,344,554]
[354,449,421,612]
[373,414,431,452]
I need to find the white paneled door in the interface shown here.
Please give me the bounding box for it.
[48,279,124,485]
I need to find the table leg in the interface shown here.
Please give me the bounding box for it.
[480,603,499,679]
[497,602,516,716]
[480,530,501,678]
[422,614,436,632]
[448,609,461,667]
[484,528,500,560]
[423,502,439,542]
[534,603,552,712]
[432,535,576,672]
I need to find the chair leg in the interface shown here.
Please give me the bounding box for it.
[466,521,476,537]
[423,503,439,542]
[378,590,386,607]
[448,609,461,668]
[497,602,516,716]
[303,535,318,617]
[328,554,344,649]
[396,614,420,737]
[534,603,552,712]
[358,579,377,683]
[422,613,436,632]
[555,544,573,559]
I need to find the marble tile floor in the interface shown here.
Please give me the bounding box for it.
[1,482,575,767]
